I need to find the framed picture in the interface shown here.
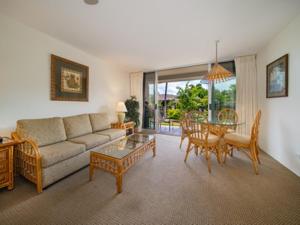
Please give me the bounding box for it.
[51,54,89,101]
[266,54,288,98]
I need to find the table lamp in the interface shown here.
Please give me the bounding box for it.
[116,101,127,123]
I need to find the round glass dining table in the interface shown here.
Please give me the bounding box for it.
[198,119,245,137]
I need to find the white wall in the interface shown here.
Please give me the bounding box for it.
[0,14,130,137]
[257,13,300,176]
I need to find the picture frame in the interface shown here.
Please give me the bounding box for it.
[266,54,288,98]
[51,54,89,101]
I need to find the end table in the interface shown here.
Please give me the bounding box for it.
[0,140,19,190]
[111,121,135,136]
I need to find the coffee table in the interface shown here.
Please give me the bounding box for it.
[89,134,156,193]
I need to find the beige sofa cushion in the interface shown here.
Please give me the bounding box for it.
[224,133,251,145]
[42,151,90,188]
[39,141,86,168]
[16,117,67,147]
[63,114,92,139]
[69,133,110,150]
[95,129,126,141]
[89,113,110,132]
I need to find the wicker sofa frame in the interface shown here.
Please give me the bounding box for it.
[11,120,126,193]
[12,133,43,192]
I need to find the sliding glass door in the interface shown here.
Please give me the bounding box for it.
[141,61,236,132]
[143,72,157,130]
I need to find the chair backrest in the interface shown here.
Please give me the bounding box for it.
[250,110,261,145]
[180,112,192,134]
[180,111,207,133]
[187,119,209,142]
[218,108,238,123]
[180,113,191,132]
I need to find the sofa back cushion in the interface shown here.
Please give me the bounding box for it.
[63,114,92,139]
[89,113,110,132]
[16,117,67,147]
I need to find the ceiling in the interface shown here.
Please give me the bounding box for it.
[1,0,300,72]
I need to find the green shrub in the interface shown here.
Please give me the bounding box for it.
[167,108,181,120]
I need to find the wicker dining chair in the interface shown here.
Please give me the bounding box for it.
[179,111,207,148]
[184,119,221,173]
[218,108,238,132]
[218,108,238,123]
[223,110,261,174]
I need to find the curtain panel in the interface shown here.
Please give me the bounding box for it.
[130,72,144,131]
[235,55,258,135]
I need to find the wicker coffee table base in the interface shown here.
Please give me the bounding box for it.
[89,138,156,193]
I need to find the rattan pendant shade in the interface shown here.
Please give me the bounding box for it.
[207,63,232,81]
[207,40,232,81]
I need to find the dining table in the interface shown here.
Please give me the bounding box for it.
[200,119,245,136]
[197,119,246,159]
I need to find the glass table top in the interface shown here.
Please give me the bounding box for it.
[92,134,155,159]
[190,118,245,126]
[201,119,245,126]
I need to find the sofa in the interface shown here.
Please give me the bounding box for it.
[12,113,126,193]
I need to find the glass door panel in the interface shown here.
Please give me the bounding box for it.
[211,77,236,121]
[210,61,236,121]
[143,72,157,129]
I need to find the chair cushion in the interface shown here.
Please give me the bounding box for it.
[224,133,251,145]
[89,113,110,132]
[63,114,92,139]
[16,117,67,147]
[227,128,236,133]
[69,133,110,150]
[191,134,219,145]
[95,129,126,140]
[39,141,86,168]
[207,134,220,144]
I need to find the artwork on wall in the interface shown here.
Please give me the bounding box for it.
[266,54,288,98]
[51,54,89,101]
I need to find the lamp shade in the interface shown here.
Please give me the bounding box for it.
[116,102,127,112]
[206,40,232,81]
[207,63,232,81]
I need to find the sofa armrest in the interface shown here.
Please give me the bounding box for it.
[11,132,43,193]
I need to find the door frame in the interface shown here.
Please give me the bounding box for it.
[142,72,158,130]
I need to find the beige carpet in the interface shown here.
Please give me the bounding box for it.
[1,134,300,225]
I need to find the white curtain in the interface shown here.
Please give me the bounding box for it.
[130,72,144,131]
[235,55,258,135]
